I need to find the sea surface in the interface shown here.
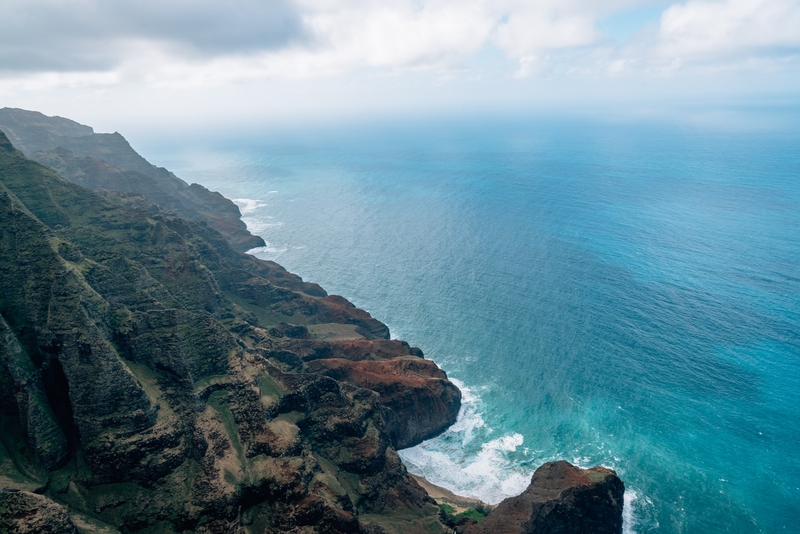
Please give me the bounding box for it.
[142,117,800,533]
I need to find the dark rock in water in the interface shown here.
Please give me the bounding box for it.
[460,461,624,534]
[0,490,79,533]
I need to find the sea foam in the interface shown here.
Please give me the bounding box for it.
[399,379,533,505]
[232,198,267,214]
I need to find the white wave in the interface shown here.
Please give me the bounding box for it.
[446,378,485,445]
[232,198,267,214]
[246,244,289,259]
[399,380,532,504]
[624,490,658,533]
[623,490,638,534]
[241,216,283,235]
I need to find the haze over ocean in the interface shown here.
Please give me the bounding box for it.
[143,117,800,533]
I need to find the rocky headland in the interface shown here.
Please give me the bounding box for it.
[0,109,623,533]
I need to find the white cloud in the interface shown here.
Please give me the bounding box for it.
[656,0,800,64]
[493,2,601,58]
[0,0,798,97]
[299,0,494,69]
[0,0,619,84]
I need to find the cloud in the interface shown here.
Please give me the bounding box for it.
[493,2,601,58]
[656,0,800,63]
[0,0,798,90]
[0,0,613,80]
[0,0,303,72]
[266,0,496,76]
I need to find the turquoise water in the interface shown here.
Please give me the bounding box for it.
[143,118,800,533]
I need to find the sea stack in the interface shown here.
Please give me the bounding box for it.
[460,461,624,534]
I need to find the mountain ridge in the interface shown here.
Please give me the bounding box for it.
[0,108,264,252]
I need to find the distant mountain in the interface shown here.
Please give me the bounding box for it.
[0,108,265,251]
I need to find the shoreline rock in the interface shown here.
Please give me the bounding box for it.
[459,461,624,534]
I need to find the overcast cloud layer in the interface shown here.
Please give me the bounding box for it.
[1,0,799,126]
[4,0,800,80]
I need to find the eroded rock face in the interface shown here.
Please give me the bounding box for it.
[0,107,265,252]
[461,461,624,534]
[308,356,461,449]
[0,490,79,534]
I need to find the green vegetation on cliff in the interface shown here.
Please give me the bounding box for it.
[0,107,265,252]
[0,128,460,534]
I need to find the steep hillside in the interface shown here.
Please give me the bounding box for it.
[0,130,460,533]
[0,108,264,251]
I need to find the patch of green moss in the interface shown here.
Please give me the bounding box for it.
[360,502,448,534]
[258,374,283,402]
[438,503,456,515]
[438,503,490,524]
[207,390,244,463]
[586,469,611,484]
[193,374,235,394]
[120,357,175,422]
[275,411,304,424]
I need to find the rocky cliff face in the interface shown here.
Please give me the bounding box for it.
[0,129,457,532]
[0,114,625,533]
[0,489,80,534]
[460,461,624,534]
[0,108,264,252]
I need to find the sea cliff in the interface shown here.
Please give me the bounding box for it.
[0,109,623,533]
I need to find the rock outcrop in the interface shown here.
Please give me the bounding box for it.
[460,461,624,534]
[0,490,79,534]
[306,348,461,449]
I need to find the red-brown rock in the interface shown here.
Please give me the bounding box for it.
[307,355,461,449]
[461,461,624,534]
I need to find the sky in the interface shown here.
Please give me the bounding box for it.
[1,0,799,132]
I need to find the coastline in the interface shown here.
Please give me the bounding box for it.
[0,111,626,533]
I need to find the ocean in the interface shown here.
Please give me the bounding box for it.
[141,117,800,533]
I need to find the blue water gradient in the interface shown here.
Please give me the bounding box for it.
[143,119,800,533]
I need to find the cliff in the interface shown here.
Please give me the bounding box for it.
[0,129,459,532]
[0,112,624,533]
[459,461,624,534]
[0,108,264,252]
